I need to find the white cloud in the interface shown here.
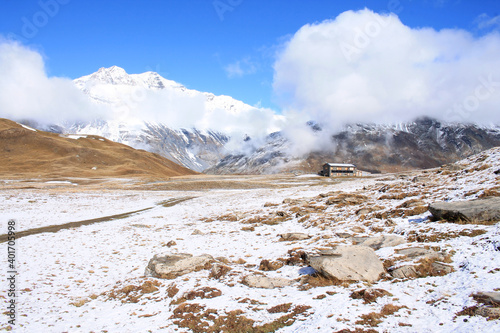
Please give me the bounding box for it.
[0,40,108,124]
[273,9,500,129]
[224,57,257,78]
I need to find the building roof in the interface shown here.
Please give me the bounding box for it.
[324,163,356,168]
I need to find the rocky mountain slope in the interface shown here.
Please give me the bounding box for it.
[0,118,197,179]
[207,117,500,174]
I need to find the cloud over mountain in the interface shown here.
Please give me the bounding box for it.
[0,39,283,141]
[273,9,500,127]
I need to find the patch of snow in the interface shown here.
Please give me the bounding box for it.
[20,124,37,132]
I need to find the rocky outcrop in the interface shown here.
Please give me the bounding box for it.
[306,246,385,283]
[206,117,500,175]
[429,197,500,223]
[241,275,293,289]
[145,253,214,279]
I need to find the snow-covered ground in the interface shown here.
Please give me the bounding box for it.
[1,148,499,332]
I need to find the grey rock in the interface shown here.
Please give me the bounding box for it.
[145,253,213,279]
[395,247,445,261]
[353,235,406,250]
[242,275,293,289]
[191,229,204,235]
[279,233,311,241]
[356,208,373,215]
[473,292,500,305]
[475,306,500,318]
[391,265,418,279]
[307,245,385,283]
[429,197,500,223]
[431,262,454,275]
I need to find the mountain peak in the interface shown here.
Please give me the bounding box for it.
[88,66,134,86]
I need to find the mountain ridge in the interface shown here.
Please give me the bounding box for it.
[206,117,500,175]
[15,66,500,175]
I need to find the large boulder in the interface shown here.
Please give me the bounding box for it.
[145,253,214,279]
[242,275,293,289]
[306,246,385,283]
[429,197,500,223]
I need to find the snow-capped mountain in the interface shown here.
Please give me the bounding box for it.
[206,117,500,174]
[74,66,254,114]
[60,66,257,171]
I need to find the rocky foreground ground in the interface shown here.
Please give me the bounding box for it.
[1,148,499,332]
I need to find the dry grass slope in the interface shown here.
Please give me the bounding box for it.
[0,118,197,180]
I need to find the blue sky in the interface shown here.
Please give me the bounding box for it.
[1,0,499,111]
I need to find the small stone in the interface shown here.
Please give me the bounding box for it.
[242,275,293,289]
[353,235,406,250]
[395,247,445,261]
[279,233,311,241]
[390,265,418,279]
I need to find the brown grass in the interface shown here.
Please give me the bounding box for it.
[279,249,307,266]
[167,284,179,298]
[237,298,267,305]
[414,258,454,277]
[259,260,284,271]
[267,303,293,313]
[355,304,407,327]
[479,188,500,198]
[326,193,368,206]
[170,303,312,332]
[172,287,222,305]
[69,298,91,307]
[105,279,162,303]
[0,118,196,179]
[299,274,348,290]
[350,289,392,304]
[378,192,420,200]
[209,264,232,280]
[407,228,487,243]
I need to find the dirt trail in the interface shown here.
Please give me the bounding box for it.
[0,196,196,243]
